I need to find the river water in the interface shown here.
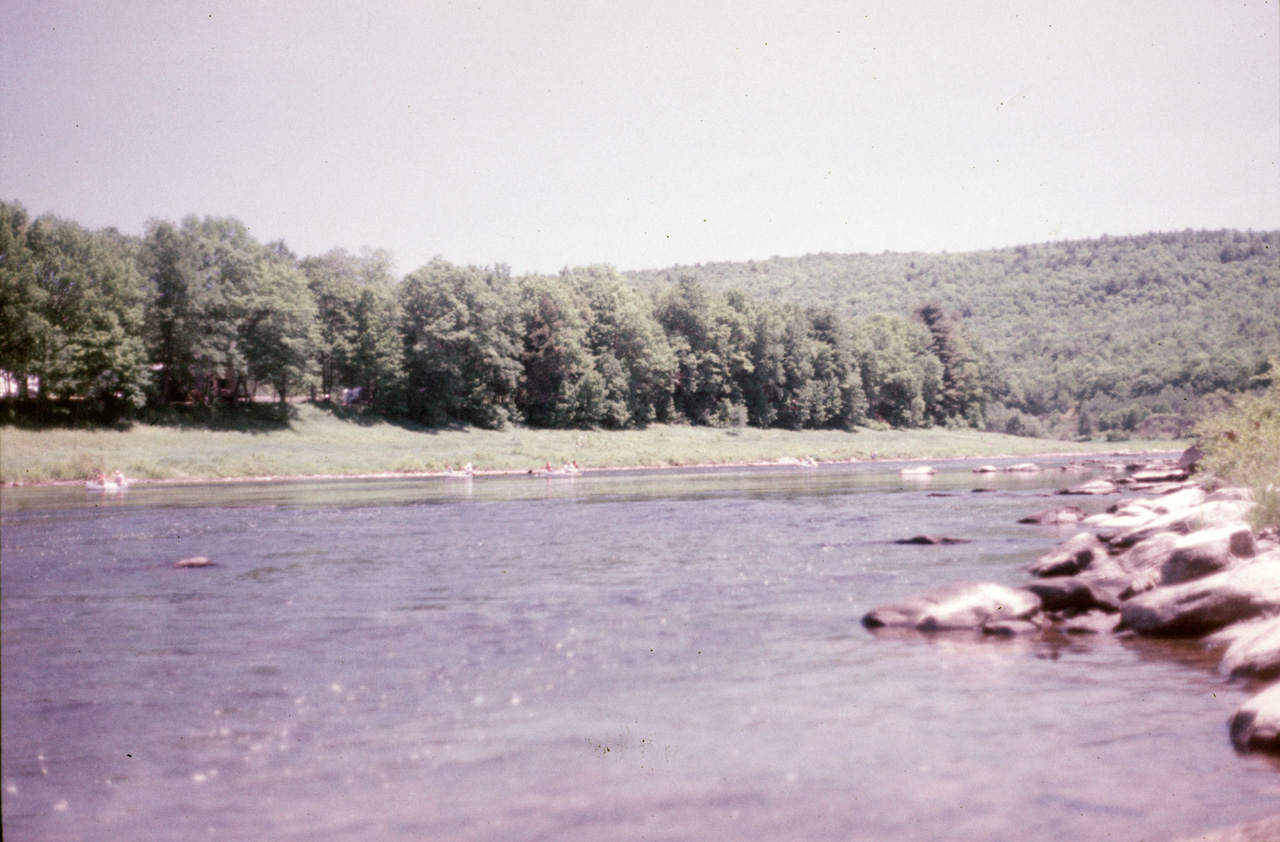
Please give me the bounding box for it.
[3,459,1277,841]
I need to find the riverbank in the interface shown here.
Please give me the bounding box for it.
[861,456,1280,839]
[0,403,1187,486]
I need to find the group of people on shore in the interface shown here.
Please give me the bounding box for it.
[90,469,127,488]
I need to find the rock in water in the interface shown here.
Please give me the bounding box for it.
[1018,506,1086,525]
[1027,532,1106,577]
[862,582,1041,631]
[894,535,972,545]
[1118,556,1280,637]
[1161,524,1256,585]
[1220,616,1280,680]
[1057,478,1119,496]
[1230,682,1280,753]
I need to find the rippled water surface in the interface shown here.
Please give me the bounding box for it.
[3,460,1278,841]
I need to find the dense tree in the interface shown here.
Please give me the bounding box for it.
[855,314,941,427]
[514,274,593,427]
[809,306,868,428]
[140,216,316,403]
[399,260,522,428]
[299,248,403,408]
[565,265,677,427]
[0,202,43,398]
[915,301,989,426]
[654,277,753,425]
[4,202,1271,438]
[630,229,1279,436]
[5,210,150,409]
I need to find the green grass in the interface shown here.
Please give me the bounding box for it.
[1,403,1187,484]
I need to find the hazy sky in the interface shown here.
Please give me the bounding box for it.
[3,0,1277,275]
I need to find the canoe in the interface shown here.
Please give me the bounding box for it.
[86,481,128,492]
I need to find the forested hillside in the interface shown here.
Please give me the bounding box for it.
[2,197,1274,440]
[629,230,1280,438]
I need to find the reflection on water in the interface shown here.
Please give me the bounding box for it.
[3,458,1277,841]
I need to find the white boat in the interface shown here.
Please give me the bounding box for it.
[86,480,128,492]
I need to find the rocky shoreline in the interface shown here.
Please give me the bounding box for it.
[862,452,1280,834]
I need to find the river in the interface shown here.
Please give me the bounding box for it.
[2,459,1277,841]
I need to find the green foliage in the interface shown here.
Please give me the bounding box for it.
[140,216,317,404]
[399,260,522,428]
[855,313,937,427]
[299,248,403,409]
[1,204,150,410]
[3,201,1271,443]
[563,265,677,427]
[629,230,1280,437]
[1195,361,1280,530]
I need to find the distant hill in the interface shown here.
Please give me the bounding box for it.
[627,230,1280,437]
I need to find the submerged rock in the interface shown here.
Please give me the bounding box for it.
[1229,682,1280,753]
[862,582,1041,631]
[1118,555,1280,637]
[894,535,972,545]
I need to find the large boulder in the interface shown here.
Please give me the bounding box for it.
[1229,682,1280,753]
[1026,578,1115,614]
[1057,479,1120,496]
[862,582,1041,632]
[1205,486,1255,503]
[1161,524,1257,585]
[1112,532,1181,597]
[1027,532,1107,577]
[1087,505,1159,536]
[1118,555,1280,637]
[1218,616,1280,680]
[1106,500,1257,549]
[1129,466,1191,483]
[1145,486,1208,514]
[1018,506,1086,525]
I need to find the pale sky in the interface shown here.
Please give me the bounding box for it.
[2,0,1278,276]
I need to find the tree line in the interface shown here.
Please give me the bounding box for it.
[0,202,989,431]
[629,229,1280,440]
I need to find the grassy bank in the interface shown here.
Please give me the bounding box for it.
[0,403,1186,485]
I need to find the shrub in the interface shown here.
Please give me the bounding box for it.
[1195,362,1280,531]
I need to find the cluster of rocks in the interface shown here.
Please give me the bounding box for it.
[863,457,1280,757]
